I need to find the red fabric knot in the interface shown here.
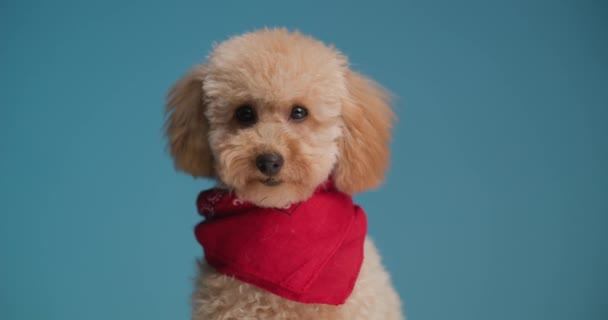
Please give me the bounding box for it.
[194,180,367,305]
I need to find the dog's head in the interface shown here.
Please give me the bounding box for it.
[165,29,394,207]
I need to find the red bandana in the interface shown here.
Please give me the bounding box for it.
[194,181,367,305]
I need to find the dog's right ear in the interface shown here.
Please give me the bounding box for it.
[164,65,213,177]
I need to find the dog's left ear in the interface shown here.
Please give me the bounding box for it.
[334,70,395,194]
[164,65,214,177]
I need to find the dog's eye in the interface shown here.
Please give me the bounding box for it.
[290,105,308,121]
[235,105,257,125]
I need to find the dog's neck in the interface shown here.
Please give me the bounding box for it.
[213,175,340,209]
[212,178,335,209]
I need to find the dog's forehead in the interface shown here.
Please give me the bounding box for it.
[203,30,348,106]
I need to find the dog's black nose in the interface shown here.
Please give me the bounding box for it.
[256,153,284,176]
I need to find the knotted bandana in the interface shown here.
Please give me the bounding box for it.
[194,180,367,305]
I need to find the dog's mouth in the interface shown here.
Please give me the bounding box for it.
[261,177,283,186]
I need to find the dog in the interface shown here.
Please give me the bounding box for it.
[165,28,403,320]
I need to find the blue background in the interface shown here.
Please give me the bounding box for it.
[1,0,606,319]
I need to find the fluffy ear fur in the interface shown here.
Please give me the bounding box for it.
[164,65,213,177]
[334,71,394,194]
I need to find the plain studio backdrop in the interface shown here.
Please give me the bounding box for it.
[1,1,606,319]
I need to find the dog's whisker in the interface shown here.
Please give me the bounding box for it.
[258,196,269,205]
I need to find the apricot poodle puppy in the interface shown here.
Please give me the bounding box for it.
[165,28,403,320]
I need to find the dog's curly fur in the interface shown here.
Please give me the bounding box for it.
[166,28,403,320]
